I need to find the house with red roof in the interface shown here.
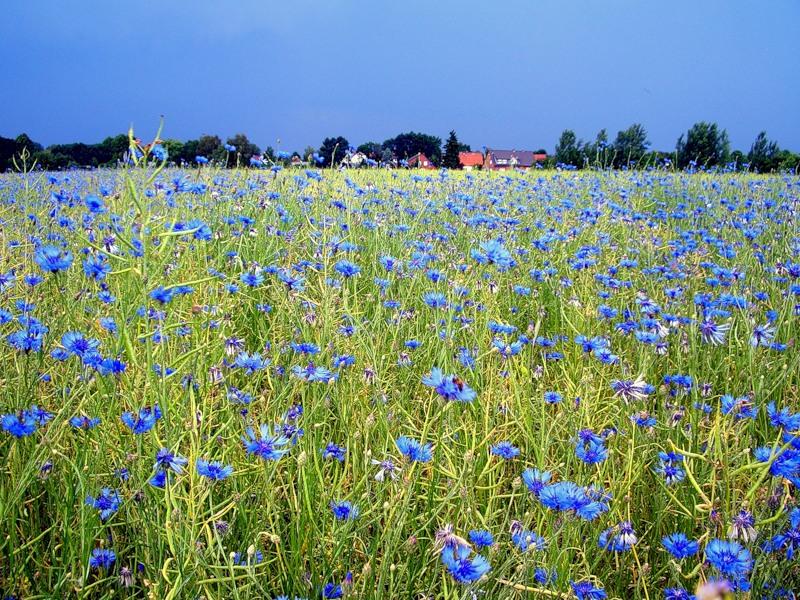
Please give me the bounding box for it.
[407,152,435,169]
[484,149,547,170]
[459,151,484,170]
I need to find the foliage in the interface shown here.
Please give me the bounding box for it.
[383,131,443,165]
[442,130,462,169]
[318,136,350,167]
[676,121,730,168]
[0,154,799,599]
[554,129,584,167]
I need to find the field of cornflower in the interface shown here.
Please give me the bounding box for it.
[1,142,799,600]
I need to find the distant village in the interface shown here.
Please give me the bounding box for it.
[323,148,548,170]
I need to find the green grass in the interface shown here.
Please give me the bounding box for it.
[0,160,798,598]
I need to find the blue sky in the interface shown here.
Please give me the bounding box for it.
[1,0,798,153]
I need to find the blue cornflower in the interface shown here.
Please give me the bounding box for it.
[662,533,699,559]
[422,368,476,403]
[233,352,268,374]
[61,331,100,358]
[322,442,346,462]
[85,488,122,521]
[240,271,264,287]
[154,448,188,474]
[571,581,607,600]
[544,391,562,404]
[34,245,73,273]
[575,437,608,465]
[468,529,494,549]
[440,544,491,584]
[598,521,637,552]
[521,468,551,496]
[704,539,752,579]
[511,526,547,552]
[242,424,290,461]
[396,436,433,463]
[422,291,447,309]
[471,239,514,270]
[89,548,116,571]
[70,415,101,430]
[334,260,360,278]
[330,500,359,521]
[121,405,161,434]
[196,458,233,481]
[491,441,520,460]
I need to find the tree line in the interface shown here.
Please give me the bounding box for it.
[1,123,798,172]
[553,122,799,172]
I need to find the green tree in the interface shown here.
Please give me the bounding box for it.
[318,136,350,167]
[226,133,261,167]
[383,131,443,165]
[356,142,383,159]
[612,123,649,168]
[554,129,584,167]
[676,122,730,168]
[747,131,780,172]
[196,134,223,162]
[442,130,462,169]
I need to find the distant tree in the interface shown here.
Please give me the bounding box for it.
[196,134,223,162]
[301,146,317,162]
[356,142,383,159]
[442,130,462,169]
[612,123,649,168]
[583,129,610,168]
[162,139,185,164]
[775,149,800,172]
[676,122,730,168]
[554,129,584,167]
[730,150,746,169]
[319,136,349,167]
[383,131,443,165]
[747,131,780,172]
[225,133,261,167]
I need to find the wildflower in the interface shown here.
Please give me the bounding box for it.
[242,425,290,461]
[396,436,433,463]
[154,448,188,474]
[662,533,699,559]
[85,488,122,521]
[196,458,233,481]
[521,468,551,496]
[571,580,607,600]
[598,521,637,552]
[371,458,401,482]
[322,442,346,462]
[34,245,73,273]
[440,544,491,584]
[468,529,494,549]
[233,352,268,374]
[704,539,752,580]
[334,260,360,278]
[422,368,476,403]
[727,510,757,543]
[491,441,520,460]
[89,548,116,571]
[330,501,359,521]
[121,405,162,434]
[544,391,562,404]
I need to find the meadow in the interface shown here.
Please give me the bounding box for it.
[1,145,799,599]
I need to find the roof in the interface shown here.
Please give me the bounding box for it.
[407,152,434,168]
[486,149,546,167]
[459,151,484,167]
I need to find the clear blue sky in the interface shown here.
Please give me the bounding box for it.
[1,0,798,153]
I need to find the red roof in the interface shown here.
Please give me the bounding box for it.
[459,151,484,167]
[407,152,435,169]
